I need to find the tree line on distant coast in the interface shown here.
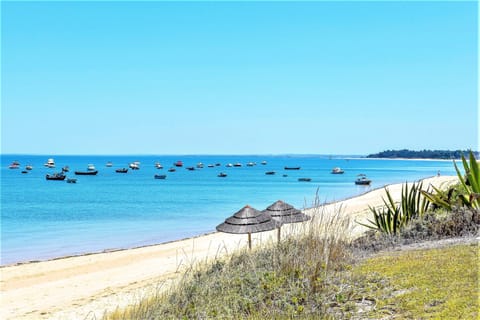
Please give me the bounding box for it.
[366,149,479,159]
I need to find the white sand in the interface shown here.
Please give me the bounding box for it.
[0,176,457,320]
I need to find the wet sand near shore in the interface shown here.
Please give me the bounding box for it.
[0,176,457,320]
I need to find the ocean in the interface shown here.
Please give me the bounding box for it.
[1,154,457,265]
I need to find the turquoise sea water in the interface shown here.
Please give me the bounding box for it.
[1,155,456,265]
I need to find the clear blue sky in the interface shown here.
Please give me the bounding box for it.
[1,1,478,155]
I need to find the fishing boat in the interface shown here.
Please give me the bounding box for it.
[265,171,276,175]
[218,172,228,177]
[226,163,233,167]
[233,163,242,167]
[246,162,256,167]
[116,168,128,173]
[155,162,163,169]
[298,178,312,182]
[186,166,195,171]
[168,167,176,172]
[74,170,98,175]
[261,161,267,165]
[25,165,33,170]
[174,160,183,167]
[66,178,77,183]
[355,174,372,185]
[154,174,167,179]
[196,162,204,168]
[331,167,345,174]
[46,172,66,180]
[106,161,113,167]
[21,170,28,174]
[207,164,215,168]
[285,166,301,170]
[44,158,55,168]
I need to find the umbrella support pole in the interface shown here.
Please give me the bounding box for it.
[277,227,281,243]
[248,233,252,250]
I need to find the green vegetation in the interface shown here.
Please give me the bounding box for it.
[356,244,478,319]
[360,182,429,235]
[423,151,480,210]
[366,149,478,159]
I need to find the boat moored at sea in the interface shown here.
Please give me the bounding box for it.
[25,165,33,170]
[154,174,167,179]
[66,178,77,183]
[285,166,301,170]
[196,162,204,168]
[115,168,128,173]
[62,166,70,172]
[331,167,345,174]
[46,172,66,180]
[218,172,227,177]
[174,160,183,167]
[106,162,113,167]
[261,161,267,165]
[129,161,140,170]
[298,178,311,182]
[74,170,98,175]
[265,171,276,175]
[355,174,372,185]
[44,158,55,168]
[9,161,20,169]
[168,167,176,172]
[155,162,163,169]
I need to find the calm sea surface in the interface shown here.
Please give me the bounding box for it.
[1,155,456,265]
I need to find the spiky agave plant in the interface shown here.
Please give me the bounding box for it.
[360,182,430,235]
[454,151,480,209]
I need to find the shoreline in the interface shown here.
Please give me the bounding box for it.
[2,175,449,268]
[0,175,459,320]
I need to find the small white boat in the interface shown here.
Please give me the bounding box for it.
[25,165,33,170]
[226,163,233,167]
[87,164,96,171]
[106,161,113,167]
[129,161,140,170]
[331,167,345,174]
[196,162,204,168]
[261,161,267,165]
[44,158,55,168]
[246,162,256,167]
[155,162,163,169]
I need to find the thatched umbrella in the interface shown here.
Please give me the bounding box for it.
[263,200,310,242]
[216,205,282,250]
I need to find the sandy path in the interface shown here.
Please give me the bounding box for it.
[0,176,457,320]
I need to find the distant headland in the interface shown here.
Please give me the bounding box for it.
[366,149,479,160]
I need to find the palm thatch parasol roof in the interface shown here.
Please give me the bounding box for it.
[216,205,282,249]
[263,200,310,224]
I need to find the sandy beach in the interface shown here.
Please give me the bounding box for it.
[0,175,458,320]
